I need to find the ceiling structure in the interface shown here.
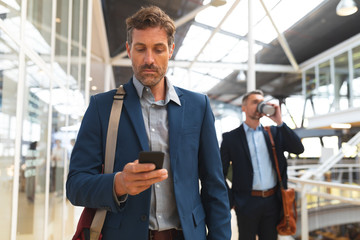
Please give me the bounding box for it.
[90,0,360,109]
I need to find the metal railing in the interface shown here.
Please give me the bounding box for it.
[288,171,360,240]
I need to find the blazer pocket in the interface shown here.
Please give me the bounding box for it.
[192,204,205,227]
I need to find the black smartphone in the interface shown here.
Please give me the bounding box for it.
[138,151,165,170]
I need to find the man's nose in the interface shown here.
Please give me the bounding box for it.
[144,50,155,65]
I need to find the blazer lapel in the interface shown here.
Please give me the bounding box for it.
[262,126,275,166]
[239,124,251,161]
[168,87,184,170]
[238,124,255,171]
[123,81,149,152]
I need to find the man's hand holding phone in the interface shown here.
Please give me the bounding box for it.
[114,151,166,196]
[138,151,164,169]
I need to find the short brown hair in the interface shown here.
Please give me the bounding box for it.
[242,90,264,105]
[126,6,176,48]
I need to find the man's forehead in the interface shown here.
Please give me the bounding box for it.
[249,94,263,101]
[132,27,167,37]
[131,27,168,45]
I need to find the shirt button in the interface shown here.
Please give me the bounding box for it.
[156,184,160,188]
[158,215,162,219]
[151,128,155,132]
[140,215,147,221]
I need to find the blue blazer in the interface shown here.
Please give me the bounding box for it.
[220,123,304,214]
[66,80,231,240]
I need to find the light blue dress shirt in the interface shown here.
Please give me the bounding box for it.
[243,123,277,190]
[133,76,182,231]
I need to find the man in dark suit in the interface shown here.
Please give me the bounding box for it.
[66,6,231,240]
[220,90,304,240]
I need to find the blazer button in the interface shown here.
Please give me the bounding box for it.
[140,215,147,222]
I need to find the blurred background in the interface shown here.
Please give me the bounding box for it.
[0,0,360,239]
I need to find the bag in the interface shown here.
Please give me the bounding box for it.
[276,188,297,235]
[264,126,297,235]
[72,86,126,240]
[72,208,102,240]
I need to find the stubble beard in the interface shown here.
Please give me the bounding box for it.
[248,111,262,121]
[133,63,167,87]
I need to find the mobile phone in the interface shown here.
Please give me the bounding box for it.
[138,151,165,170]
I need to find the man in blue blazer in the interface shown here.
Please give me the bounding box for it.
[220,90,304,240]
[66,6,231,240]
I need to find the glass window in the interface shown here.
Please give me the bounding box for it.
[16,59,50,239]
[334,52,350,111]
[0,0,87,238]
[313,60,333,114]
[55,0,70,78]
[305,67,316,98]
[304,67,316,118]
[26,0,53,62]
[352,46,360,108]
[0,31,18,240]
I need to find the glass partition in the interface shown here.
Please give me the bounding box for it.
[26,0,53,64]
[0,32,19,240]
[16,57,50,239]
[0,0,89,239]
[314,60,333,114]
[334,52,349,111]
[352,46,360,108]
[304,67,316,117]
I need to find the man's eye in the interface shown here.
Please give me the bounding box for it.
[136,48,145,52]
[155,48,165,53]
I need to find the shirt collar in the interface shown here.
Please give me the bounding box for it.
[243,122,262,132]
[132,75,181,106]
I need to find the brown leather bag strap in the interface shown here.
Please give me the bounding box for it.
[264,126,284,190]
[90,85,126,240]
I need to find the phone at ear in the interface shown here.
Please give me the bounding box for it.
[138,151,164,170]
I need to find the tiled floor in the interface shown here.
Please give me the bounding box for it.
[10,190,291,240]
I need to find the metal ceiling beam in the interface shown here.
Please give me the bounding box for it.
[188,0,241,69]
[247,0,255,91]
[192,21,271,48]
[174,2,212,28]
[259,0,300,72]
[111,58,296,73]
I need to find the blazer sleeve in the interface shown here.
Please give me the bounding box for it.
[277,122,304,154]
[198,95,232,240]
[66,95,123,213]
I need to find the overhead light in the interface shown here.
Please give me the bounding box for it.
[236,70,246,82]
[210,0,226,7]
[330,123,351,129]
[91,86,97,91]
[336,0,358,16]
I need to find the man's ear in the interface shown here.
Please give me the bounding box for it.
[169,43,175,59]
[241,105,246,112]
[126,42,131,58]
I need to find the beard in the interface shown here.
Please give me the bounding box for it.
[133,63,167,87]
[248,111,263,120]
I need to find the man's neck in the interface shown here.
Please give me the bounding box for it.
[150,78,166,101]
[244,119,260,130]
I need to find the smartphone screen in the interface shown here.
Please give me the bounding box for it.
[138,151,165,170]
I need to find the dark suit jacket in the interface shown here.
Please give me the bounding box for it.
[66,79,231,240]
[220,123,304,214]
